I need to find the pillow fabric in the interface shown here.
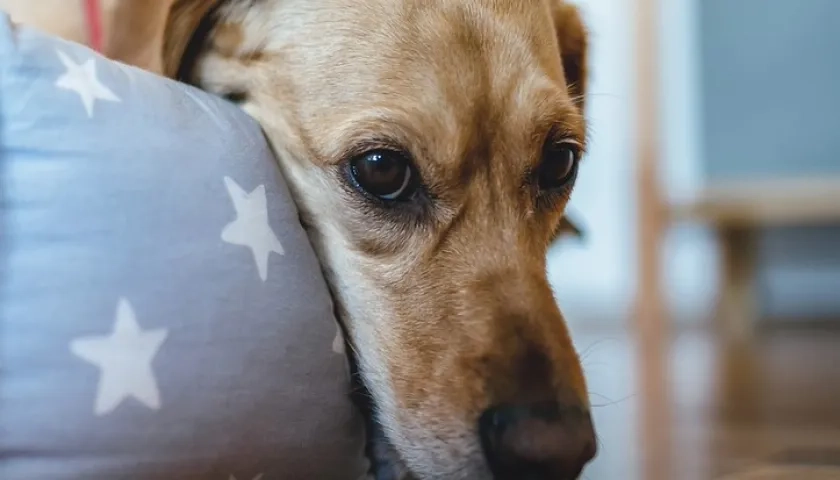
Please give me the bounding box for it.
[0,12,368,480]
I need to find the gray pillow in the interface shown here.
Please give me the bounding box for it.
[0,11,368,480]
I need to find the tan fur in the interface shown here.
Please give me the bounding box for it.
[111,1,593,478]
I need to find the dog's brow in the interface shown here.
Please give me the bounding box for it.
[532,96,587,143]
[550,123,587,152]
[322,111,427,164]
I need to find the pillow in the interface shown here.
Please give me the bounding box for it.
[0,12,368,480]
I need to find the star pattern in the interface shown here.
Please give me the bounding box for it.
[54,49,120,117]
[333,322,346,355]
[70,298,169,415]
[6,33,358,478]
[221,176,285,281]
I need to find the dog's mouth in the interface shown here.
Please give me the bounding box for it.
[366,415,415,480]
[351,374,411,480]
[336,306,595,480]
[344,331,413,480]
[330,297,403,480]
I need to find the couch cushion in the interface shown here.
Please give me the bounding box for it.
[0,12,367,480]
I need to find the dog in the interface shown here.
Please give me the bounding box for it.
[108,1,596,478]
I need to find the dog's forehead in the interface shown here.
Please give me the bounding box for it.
[242,0,565,87]
[231,0,579,165]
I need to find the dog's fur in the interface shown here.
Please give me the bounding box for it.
[108,1,594,478]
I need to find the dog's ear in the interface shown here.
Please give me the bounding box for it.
[550,4,587,245]
[161,0,223,80]
[554,214,585,241]
[550,2,589,113]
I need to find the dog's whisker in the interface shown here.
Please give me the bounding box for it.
[582,91,622,99]
[594,431,606,459]
[588,391,637,408]
[581,361,611,370]
[588,391,613,402]
[577,337,618,362]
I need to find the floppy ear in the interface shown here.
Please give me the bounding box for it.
[551,2,589,113]
[161,0,224,80]
[556,214,586,241]
[550,3,588,244]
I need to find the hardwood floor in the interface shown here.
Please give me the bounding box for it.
[572,324,840,480]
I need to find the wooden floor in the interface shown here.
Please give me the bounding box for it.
[573,324,840,480]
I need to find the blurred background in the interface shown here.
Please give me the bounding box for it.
[547,0,840,479]
[4,0,840,478]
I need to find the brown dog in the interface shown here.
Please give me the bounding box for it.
[111,1,596,478]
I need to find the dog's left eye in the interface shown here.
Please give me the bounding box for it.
[538,141,581,191]
[349,150,416,201]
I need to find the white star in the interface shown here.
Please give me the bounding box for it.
[332,322,345,355]
[229,475,263,480]
[221,176,285,282]
[70,298,168,416]
[54,49,120,117]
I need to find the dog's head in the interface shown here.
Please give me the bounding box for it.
[161,1,594,478]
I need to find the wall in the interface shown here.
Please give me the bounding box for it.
[657,0,840,323]
[700,0,840,180]
[700,0,840,320]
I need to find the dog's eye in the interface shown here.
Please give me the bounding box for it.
[538,141,580,191]
[350,150,415,200]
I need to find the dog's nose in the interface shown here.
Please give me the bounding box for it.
[479,402,596,480]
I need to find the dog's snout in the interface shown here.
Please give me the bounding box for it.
[479,402,596,480]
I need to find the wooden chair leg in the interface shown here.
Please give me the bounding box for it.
[717,335,761,425]
[716,226,759,341]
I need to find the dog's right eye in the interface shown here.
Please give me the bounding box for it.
[538,141,581,192]
[349,150,417,201]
